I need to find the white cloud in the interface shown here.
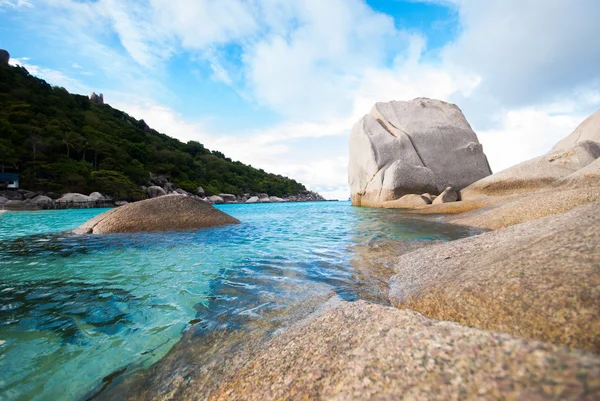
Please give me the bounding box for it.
[9,58,91,94]
[0,0,33,10]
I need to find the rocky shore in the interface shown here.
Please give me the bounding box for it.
[0,180,326,211]
[93,100,600,400]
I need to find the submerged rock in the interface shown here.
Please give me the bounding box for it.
[73,195,239,234]
[349,98,491,207]
[210,299,600,400]
[391,200,600,352]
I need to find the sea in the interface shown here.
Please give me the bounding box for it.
[0,201,480,400]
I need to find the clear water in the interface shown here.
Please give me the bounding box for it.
[0,202,479,401]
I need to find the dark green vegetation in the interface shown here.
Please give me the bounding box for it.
[0,63,306,200]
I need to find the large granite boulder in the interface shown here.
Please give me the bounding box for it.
[29,195,53,207]
[349,98,491,207]
[0,190,23,200]
[146,185,166,198]
[552,108,600,151]
[3,200,36,211]
[461,140,600,199]
[208,195,224,204]
[219,193,236,202]
[88,192,105,201]
[209,299,600,400]
[0,196,8,208]
[246,196,259,204]
[390,200,600,352]
[73,195,239,234]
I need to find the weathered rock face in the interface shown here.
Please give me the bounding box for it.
[0,49,9,65]
[552,108,600,151]
[382,194,431,209]
[0,190,23,200]
[146,186,166,198]
[73,195,239,234]
[246,196,259,204]
[89,92,104,105]
[349,98,491,207]
[196,186,205,197]
[461,140,600,199]
[0,196,8,207]
[391,200,600,353]
[208,299,600,400]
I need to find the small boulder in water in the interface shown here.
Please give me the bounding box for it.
[73,195,240,234]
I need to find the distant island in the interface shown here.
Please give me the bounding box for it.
[0,56,313,202]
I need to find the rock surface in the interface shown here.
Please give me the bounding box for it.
[209,299,600,401]
[245,196,259,204]
[552,108,600,151]
[461,140,600,199]
[349,98,491,207]
[382,193,431,209]
[431,186,458,205]
[56,193,92,203]
[146,186,166,198]
[89,192,105,201]
[208,195,224,204]
[73,195,239,234]
[0,190,23,200]
[391,200,600,353]
[219,194,236,202]
[0,196,8,207]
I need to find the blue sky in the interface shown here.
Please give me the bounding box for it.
[2,0,600,199]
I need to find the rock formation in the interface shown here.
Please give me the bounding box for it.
[0,49,9,65]
[73,195,239,234]
[382,194,431,209]
[146,185,166,198]
[349,98,491,207]
[89,92,104,105]
[461,140,600,199]
[552,108,600,151]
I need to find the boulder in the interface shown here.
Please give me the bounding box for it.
[349,98,491,207]
[0,196,8,207]
[0,49,8,64]
[246,196,259,204]
[89,92,104,105]
[175,188,190,196]
[382,194,431,209]
[146,186,166,198]
[554,156,600,188]
[390,200,600,352]
[269,196,284,202]
[73,195,239,234]
[29,195,53,206]
[208,195,224,204]
[196,186,206,197]
[0,190,23,200]
[89,192,104,201]
[21,191,38,200]
[56,193,92,203]
[461,140,600,199]
[115,201,128,207]
[219,193,236,202]
[552,108,600,151]
[421,193,433,202]
[258,197,271,203]
[431,186,458,205]
[209,299,600,400]
[3,200,37,211]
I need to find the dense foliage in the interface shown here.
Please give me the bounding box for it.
[0,64,306,199]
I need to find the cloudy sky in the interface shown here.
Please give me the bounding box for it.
[2,0,599,199]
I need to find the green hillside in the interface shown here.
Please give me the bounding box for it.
[0,63,306,200]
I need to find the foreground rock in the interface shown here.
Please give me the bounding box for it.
[349,98,491,207]
[391,200,600,353]
[552,108,600,151]
[382,193,430,209]
[210,299,600,400]
[73,195,239,234]
[461,140,600,199]
[431,186,458,205]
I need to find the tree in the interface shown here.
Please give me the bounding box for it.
[61,131,79,158]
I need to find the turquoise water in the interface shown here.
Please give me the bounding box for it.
[0,202,478,400]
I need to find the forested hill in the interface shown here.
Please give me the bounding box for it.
[0,62,307,200]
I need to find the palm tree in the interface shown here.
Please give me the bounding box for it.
[88,138,108,170]
[61,131,79,158]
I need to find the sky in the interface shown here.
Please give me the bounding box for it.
[1,0,599,200]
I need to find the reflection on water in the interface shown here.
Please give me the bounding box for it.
[0,202,482,401]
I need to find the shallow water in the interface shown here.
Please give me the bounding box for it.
[0,202,480,400]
